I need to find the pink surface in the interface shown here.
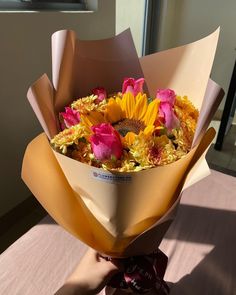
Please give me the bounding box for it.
[0,170,236,294]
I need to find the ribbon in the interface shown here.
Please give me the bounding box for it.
[104,249,169,294]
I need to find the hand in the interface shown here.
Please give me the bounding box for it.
[55,248,120,295]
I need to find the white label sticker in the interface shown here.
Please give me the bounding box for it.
[92,170,132,183]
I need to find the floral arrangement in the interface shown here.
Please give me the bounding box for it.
[51,78,199,172]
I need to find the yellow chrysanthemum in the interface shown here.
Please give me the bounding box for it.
[71,141,93,165]
[174,95,199,122]
[151,135,186,166]
[102,149,146,172]
[174,95,199,152]
[50,123,91,154]
[128,130,154,169]
[71,95,106,114]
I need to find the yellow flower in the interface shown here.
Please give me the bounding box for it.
[71,95,106,114]
[84,92,160,145]
[128,131,154,168]
[174,95,199,152]
[50,123,91,154]
[174,95,199,122]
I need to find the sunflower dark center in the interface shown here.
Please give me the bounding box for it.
[113,119,145,137]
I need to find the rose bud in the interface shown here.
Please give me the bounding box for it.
[122,77,145,96]
[156,89,180,130]
[60,107,80,129]
[92,87,107,103]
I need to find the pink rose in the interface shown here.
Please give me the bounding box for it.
[90,123,123,161]
[60,107,80,129]
[156,89,179,130]
[156,89,176,105]
[122,77,145,96]
[159,102,180,130]
[92,87,107,103]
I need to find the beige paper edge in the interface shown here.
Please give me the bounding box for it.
[27,74,59,139]
[184,78,225,188]
[140,28,220,110]
[51,29,144,113]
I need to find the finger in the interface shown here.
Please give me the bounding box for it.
[109,258,125,271]
[98,254,124,272]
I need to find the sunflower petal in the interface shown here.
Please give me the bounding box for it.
[143,99,159,126]
[105,98,124,123]
[124,131,136,146]
[122,92,135,119]
[92,111,105,124]
[80,114,93,127]
[116,96,123,108]
[143,125,155,136]
[134,93,148,120]
[81,111,104,127]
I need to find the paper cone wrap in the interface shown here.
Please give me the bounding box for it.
[22,29,224,257]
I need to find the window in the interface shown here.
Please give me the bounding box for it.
[0,0,87,11]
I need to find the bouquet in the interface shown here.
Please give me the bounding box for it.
[22,28,224,293]
[51,78,198,172]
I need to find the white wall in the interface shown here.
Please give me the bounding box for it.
[0,0,116,217]
[116,0,145,56]
[157,0,236,110]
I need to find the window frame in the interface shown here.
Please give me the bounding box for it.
[0,0,87,12]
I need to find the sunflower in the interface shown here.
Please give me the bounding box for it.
[80,92,160,147]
